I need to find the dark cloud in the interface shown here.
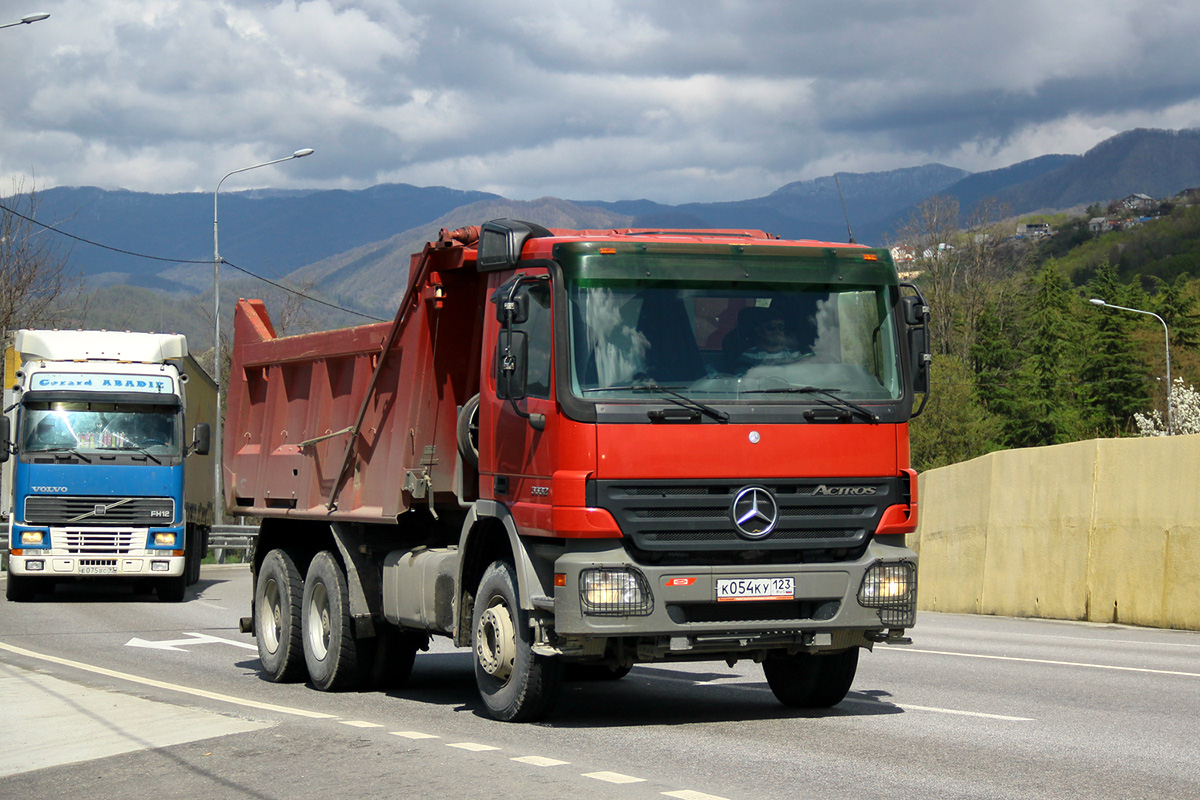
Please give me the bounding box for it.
[2,0,1198,202]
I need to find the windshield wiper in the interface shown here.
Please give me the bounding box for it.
[53,448,92,463]
[590,380,730,423]
[744,386,878,422]
[99,445,162,464]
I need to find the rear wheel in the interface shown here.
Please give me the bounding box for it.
[762,648,859,709]
[472,561,562,722]
[302,550,364,691]
[256,548,306,682]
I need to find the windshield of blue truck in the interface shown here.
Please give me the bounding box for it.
[567,281,902,402]
[21,402,182,456]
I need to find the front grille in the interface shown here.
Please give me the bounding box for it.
[595,479,900,562]
[62,531,137,554]
[24,496,176,527]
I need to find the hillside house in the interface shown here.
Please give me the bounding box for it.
[1016,222,1051,237]
[1121,193,1155,212]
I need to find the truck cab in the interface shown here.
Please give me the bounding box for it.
[2,330,213,602]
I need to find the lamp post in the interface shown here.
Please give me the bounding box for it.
[212,148,314,524]
[0,12,50,29]
[1089,298,1173,435]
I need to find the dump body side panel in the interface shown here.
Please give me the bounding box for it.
[224,244,485,521]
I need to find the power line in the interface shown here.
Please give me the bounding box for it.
[0,200,386,322]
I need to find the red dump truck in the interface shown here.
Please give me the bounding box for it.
[227,220,930,721]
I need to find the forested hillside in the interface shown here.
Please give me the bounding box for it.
[907,198,1200,471]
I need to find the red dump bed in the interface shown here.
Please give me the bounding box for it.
[223,237,485,521]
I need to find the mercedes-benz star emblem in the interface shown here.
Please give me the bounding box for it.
[731,486,779,539]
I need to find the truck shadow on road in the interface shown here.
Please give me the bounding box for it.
[385,652,905,727]
[5,577,223,603]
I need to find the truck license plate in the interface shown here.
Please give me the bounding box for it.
[716,577,794,602]
[80,565,118,575]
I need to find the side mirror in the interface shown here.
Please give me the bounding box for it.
[496,331,529,400]
[192,423,211,456]
[908,327,931,395]
[494,290,530,324]
[900,295,930,326]
[0,416,9,463]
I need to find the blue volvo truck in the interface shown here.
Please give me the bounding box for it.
[1,329,215,602]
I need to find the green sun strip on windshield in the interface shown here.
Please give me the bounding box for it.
[553,241,899,286]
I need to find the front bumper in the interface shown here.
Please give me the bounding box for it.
[550,538,916,655]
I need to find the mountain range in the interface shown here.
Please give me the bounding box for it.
[12,127,1200,333]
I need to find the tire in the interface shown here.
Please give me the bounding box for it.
[457,394,480,468]
[302,550,364,691]
[256,548,306,682]
[156,574,187,603]
[762,648,859,709]
[472,561,562,722]
[5,571,36,602]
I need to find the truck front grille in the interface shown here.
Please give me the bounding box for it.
[24,496,176,527]
[593,479,901,565]
[61,531,137,554]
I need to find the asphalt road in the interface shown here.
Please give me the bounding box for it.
[1,565,1198,800]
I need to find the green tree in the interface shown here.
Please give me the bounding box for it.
[909,354,1002,471]
[1080,262,1151,436]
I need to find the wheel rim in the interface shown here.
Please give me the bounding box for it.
[476,598,516,682]
[307,581,331,661]
[260,578,282,653]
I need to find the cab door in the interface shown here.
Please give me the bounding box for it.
[481,268,557,535]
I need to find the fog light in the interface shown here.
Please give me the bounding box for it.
[20,530,45,546]
[154,532,178,547]
[151,560,170,572]
[26,560,45,571]
[579,568,653,616]
[858,561,917,626]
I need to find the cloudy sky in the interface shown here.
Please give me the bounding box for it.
[3,0,1200,204]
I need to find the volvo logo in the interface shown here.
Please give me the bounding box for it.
[731,486,779,539]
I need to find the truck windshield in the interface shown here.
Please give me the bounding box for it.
[567,281,902,402]
[21,402,182,457]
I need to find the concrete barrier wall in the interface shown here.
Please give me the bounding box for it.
[912,435,1200,631]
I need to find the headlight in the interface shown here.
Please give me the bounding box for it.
[858,561,917,627]
[154,532,178,546]
[579,569,653,616]
[20,530,45,546]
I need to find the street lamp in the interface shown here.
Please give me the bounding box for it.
[1089,298,1173,435]
[213,148,314,524]
[0,12,50,29]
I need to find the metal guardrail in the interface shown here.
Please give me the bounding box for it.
[207,524,259,562]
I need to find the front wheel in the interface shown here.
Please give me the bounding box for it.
[156,574,186,603]
[762,648,859,709]
[472,561,562,722]
[5,571,36,602]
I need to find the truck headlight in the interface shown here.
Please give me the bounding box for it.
[20,530,45,546]
[579,569,653,616]
[858,561,917,627]
[153,532,178,547]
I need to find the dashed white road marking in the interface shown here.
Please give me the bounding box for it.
[512,755,569,767]
[843,698,1033,722]
[391,731,440,739]
[663,791,732,800]
[449,742,500,752]
[584,771,646,784]
[340,720,383,728]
